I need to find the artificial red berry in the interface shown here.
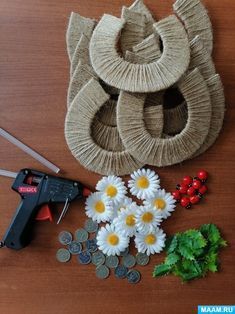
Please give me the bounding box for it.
[172,190,181,200]
[192,179,202,190]
[178,183,188,194]
[187,186,196,196]
[180,196,191,208]
[182,175,193,186]
[198,185,208,195]
[190,195,200,204]
[197,170,208,182]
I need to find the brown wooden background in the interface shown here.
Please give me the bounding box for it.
[0,1,234,313]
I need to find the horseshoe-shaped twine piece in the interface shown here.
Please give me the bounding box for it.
[65,78,144,175]
[173,0,213,55]
[194,74,225,157]
[66,12,96,62]
[117,69,212,166]
[89,14,190,92]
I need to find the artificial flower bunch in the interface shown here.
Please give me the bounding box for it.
[85,168,176,256]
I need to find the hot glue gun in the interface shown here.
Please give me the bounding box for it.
[0,168,91,250]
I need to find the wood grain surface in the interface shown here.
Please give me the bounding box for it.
[0,1,234,313]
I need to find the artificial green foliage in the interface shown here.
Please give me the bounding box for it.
[153,224,227,282]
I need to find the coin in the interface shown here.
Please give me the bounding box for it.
[114,265,128,279]
[84,219,98,233]
[126,270,141,284]
[92,251,106,266]
[120,247,129,256]
[85,239,98,253]
[122,254,136,268]
[136,252,150,266]
[56,248,71,263]
[75,228,89,242]
[68,241,82,255]
[96,265,110,279]
[58,231,72,245]
[77,251,92,265]
[105,255,119,268]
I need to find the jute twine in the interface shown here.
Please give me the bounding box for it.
[117,69,212,166]
[120,7,146,55]
[89,14,190,92]
[173,0,213,55]
[66,12,96,62]
[64,1,225,175]
[128,0,155,37]
[65,78,144,175]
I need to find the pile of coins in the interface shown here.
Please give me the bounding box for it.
[56,219,150,284]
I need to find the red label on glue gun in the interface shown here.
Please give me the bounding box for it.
[18,186,38,193]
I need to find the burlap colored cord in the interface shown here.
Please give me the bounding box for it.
[65,78,144,175]
[132,33,161,62]
[70,34,92,77]
[89,14,190,93]
[117,69,212,166]
[128,0,155,37]
[173,0,213,55]
[67,63,97,108]
[97,99,117,127]
[66,12,96,62]
[164,102,188,135]
[120,7,146,55]
[194,74,225,157]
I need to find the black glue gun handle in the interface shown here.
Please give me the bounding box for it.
[3,198,39,250]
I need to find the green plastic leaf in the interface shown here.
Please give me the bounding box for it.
[153,263,171,277]
[165,235,178,254]
[200,224,221,246]
[165,253,180,266]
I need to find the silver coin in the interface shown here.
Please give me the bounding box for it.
[126,270,141,284]
[68,241,82,255]
[84,219,98,233]
[75,228,89,242]
[114,265,128,279]
[120,247,129,256]
[85,238,98,253]
[105,255,119,268]
[58,231,72,245]
[136,253,150,266]
[122,254,136,268]
[92,251,106,266]
[56,248,71,263]
[77,251,92,265]
[96,265,110,279]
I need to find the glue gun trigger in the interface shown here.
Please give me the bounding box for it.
[36,205,53,222]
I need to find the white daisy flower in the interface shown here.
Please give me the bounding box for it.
[96,175,127,206]
[134,228,166,255]
[111,197,135,220]
[112,204,138,237]
[128,168,160,200]
[135,206,162,234]
[144,189,176,219]
[97,224,130,256]
[85,192,113,223]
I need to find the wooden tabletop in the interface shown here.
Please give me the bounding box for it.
[0,1,234,313]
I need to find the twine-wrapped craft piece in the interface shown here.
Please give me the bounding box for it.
[89,14,190,92]
[64,0,225,176]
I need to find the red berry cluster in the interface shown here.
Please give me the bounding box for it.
[172,170,208,209]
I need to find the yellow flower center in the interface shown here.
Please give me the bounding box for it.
[106,185,118,197]
[142,212,154,223]
[107,234,119,246]
[94,200,105,213]
[154,198,166,210]
[125,214,135,227]
[145,234,157,245]
[136,176,149,189]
